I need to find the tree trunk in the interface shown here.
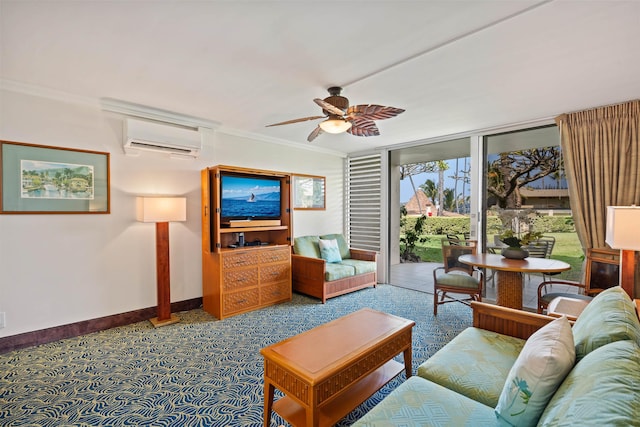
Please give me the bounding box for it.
[462,158,468,214]
[514,187,522,208]
[408,174,422,214]
[437,169,444,215]
[454,158,459,213]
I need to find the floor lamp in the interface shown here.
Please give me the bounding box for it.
[605,205,640,298]
[137,196,187,327]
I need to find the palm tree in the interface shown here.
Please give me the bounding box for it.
[443,188,456,212]
[435,160,449,215]
[401,160,450,215]
[400,163,433,215]
[453,158,459,212]
[419,179,437,207]
[450,158,471,213]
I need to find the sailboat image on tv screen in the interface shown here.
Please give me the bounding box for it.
[220,175,282,219]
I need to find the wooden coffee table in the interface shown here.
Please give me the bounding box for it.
[260,308,415,427]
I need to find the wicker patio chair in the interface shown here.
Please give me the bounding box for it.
[433,239,483,315]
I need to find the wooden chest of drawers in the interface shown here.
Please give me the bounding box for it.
[203,245,291,319]
[201,166,293,320]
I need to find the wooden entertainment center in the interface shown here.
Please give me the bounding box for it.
[201,165,293,319]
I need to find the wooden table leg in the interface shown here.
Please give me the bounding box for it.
[403,346,412,378]
[496,270,523,309]
[307,388,319,427]
[264,381,274,427]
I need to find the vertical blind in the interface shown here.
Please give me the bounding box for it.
[347,153,382,252]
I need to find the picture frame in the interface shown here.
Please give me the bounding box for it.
[0,140,110,214]
[293,174,325,210]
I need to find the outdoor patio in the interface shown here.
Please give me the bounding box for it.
[389,261,582,312]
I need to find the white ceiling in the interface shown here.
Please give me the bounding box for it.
[2,0,639,155]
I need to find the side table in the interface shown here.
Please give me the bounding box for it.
[547,296,590,321]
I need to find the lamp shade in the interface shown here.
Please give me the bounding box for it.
[605,206,640,250]
[319,118,352,134]
[137,197,186,223]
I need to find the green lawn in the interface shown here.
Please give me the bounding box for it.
[404,232,584,281]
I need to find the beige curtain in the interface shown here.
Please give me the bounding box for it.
[555,100,640,250]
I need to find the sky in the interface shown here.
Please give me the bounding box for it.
[399,157,567,203]
[400,160,468,203]
[221,176,280,198]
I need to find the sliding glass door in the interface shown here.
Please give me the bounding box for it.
[354,122,578,287]
[390,138,472,268]
[483,125,580,280]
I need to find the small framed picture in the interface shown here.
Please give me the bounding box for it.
[293,174,325,210]
[0,140,110,214]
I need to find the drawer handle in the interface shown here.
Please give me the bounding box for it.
[236,299,247,304]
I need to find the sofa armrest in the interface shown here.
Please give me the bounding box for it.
[471,301,556,340]
[349,248,377,262]
[291,253,326,278]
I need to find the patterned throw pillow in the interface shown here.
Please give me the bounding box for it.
[495,316,575,427]
[318,239,342,263]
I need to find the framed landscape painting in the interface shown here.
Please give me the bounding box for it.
[293,174,325,210]
[0,141,110,214]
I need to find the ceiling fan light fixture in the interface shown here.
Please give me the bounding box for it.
[265,87,404,142]
[319,118,352,134]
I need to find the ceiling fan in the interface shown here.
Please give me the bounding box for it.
[266,87,405,142]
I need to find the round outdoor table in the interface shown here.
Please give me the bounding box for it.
[458,253,571,310]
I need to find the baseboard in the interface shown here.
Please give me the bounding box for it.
[0,298,203,354]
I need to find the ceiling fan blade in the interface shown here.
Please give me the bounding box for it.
[307,126,323,142]
[347,104,405,121]
[347,119,380,137]
[266,115,326,127]
[314,98,346,116]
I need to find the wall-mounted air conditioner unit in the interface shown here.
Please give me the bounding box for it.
[123,118,202,158]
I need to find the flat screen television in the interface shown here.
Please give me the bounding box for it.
[220,174,282,221]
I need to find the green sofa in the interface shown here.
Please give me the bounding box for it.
[291,234,377,303]
[354,286,640,426]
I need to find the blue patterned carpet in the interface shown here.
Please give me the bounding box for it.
[0,285,472,426]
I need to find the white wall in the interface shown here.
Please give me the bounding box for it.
[0,90,344,337]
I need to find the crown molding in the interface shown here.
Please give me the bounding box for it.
[1,78,99,107]
[1,79,346,156]
[1,79,221,130]
[100,98,220,130]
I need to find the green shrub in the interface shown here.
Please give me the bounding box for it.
[532,215,576,233]
[403,214,575,237]
[486,215,574,235]
[402,216,470,236]
[400,214,428,261]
